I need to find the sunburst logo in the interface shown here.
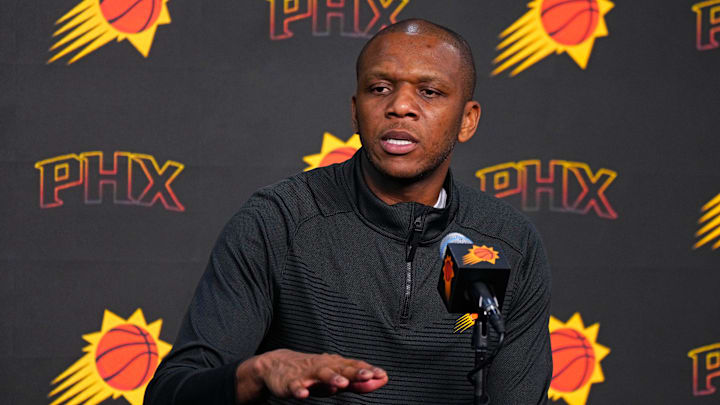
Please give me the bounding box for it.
[48,0,171,65]
[48,309,172,405]
[548,313,610,405]
[302,132,361,171]
[454,313,478,333]
[462,245,500,265]
[492,0,614,77]
[693,193,720,250]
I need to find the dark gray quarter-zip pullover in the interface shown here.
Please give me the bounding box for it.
[145,150,552,404]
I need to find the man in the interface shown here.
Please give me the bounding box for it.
[146,19,551,404]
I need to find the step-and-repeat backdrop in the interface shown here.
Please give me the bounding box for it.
[3,1,720,404]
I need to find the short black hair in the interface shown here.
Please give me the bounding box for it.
[356,19,477,101]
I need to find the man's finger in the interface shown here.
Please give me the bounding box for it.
[348,374,389,393]
[316,366,349,388]
[288,378,310,398]
[307,383,339,397]
[351,360,374,369]
[339,365,360,380]
[351,360,379,379]
[338,365,375,381]
[356,368,373,380]
[371,367,387,379]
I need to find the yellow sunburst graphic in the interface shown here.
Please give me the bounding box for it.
[48,0,171,65]
[548,313,610,405]
[303,132,362,171]
[454,313,478,333]
[492,0,614,76]
[694,193,720,250]
[462,245,500,265]
[48,308,172,405]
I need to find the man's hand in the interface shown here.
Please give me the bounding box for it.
[235,349,388,403]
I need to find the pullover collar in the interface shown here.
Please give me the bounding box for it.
[340,148,458,244]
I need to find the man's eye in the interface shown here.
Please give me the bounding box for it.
[421,88,440,97]
[371,86,390,94]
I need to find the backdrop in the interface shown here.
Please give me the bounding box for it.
[2,0,720,404]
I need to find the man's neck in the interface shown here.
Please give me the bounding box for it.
[360,152,450,206]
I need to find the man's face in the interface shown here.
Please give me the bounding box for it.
[353,32,477,181]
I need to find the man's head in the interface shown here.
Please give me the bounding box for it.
[356,20,477,102]
[352,19,481,182]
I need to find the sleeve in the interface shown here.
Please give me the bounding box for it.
[144,187,294,405]
[487,224,552,405]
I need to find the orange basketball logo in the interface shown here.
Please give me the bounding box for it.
[49,309,172,405]
[550,328,595,392]
[548,313,610,405]
[540,0,600,45]
[303,132,362,171]
[95,324,159,391]
[48,0,171,64]
[100,0,164,34]
[318,147,358,167]
[492,0,614,76]
[462,245,500,265]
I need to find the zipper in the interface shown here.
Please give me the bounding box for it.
[400,214,424,322]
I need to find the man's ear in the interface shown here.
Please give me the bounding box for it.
[351,96,359,133]
[458,101,481,143]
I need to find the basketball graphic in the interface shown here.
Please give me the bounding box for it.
[463,245,500,265]
[319,146,358,167]
[303,133,362,171]
[550,328,595,392]
[49,309,172,405]
[95,324,159,391]
[100,0,164,34]
[540,0,599,45]
[48,0,171,64]
[473,246,498,262]
[547,313,610,405]
[492,0,613,76]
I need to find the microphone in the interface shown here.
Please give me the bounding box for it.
[437,233,510,334]
[439,232,473,257]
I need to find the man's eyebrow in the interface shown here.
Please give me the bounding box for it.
[416,75,450,85]
[360,71,392,81]
[360,71,452,86]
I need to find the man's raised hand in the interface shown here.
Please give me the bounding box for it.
[235,349,388,403]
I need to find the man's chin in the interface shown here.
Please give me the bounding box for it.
[373,162,432,183]
[363,148,435,183]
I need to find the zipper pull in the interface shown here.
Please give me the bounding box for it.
[405,215,424,262]
[413,216,423,231]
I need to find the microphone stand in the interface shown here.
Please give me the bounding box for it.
[470,316,490,405]
[467,284,506,405]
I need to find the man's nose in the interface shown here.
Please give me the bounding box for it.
[385,85,419,119]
